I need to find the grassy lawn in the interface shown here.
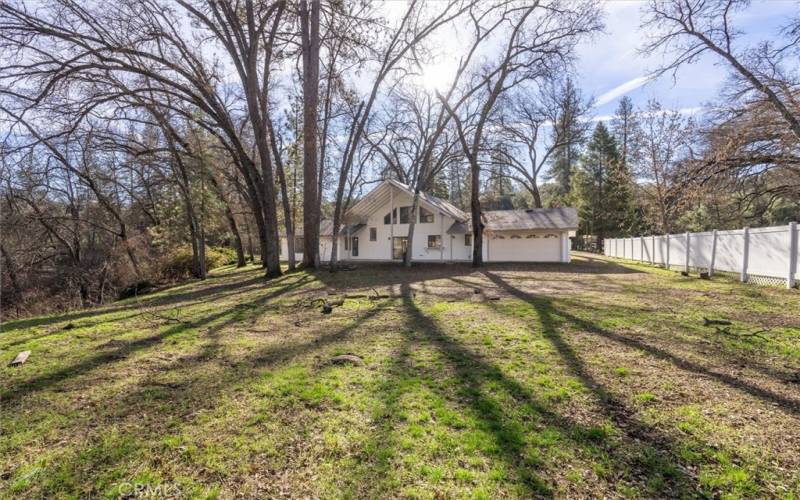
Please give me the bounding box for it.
[2,253,800,498]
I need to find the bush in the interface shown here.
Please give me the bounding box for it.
[116,280,156,300]
[160,246,238,280]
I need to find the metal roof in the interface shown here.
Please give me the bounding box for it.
[482,208,578,231]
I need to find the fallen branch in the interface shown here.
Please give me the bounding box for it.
[715,326,771,341]
[703,317,732,327]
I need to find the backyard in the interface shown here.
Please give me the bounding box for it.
[1,253,799,498]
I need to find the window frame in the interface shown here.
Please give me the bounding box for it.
[399,206,410,224]
[383,208,396,225]
[419,206,434,223]
[427,234,442,249]
[464,234,472,246]
[369,227,377,241]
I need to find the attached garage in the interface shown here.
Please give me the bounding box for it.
[481,208,577,263]
[487,232,564,262]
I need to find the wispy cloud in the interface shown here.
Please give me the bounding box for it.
[589,106,705,124]
[595,75,656,106]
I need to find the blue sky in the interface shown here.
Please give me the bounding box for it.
[581,0,798,120]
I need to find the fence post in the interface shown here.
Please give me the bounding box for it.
[685,232,690,273]
[665,234,670,269]
[651,235,655,265]
[788,222,797,289]
[709,230,718,277]
[741,226,750,282]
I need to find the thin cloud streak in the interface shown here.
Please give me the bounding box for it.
[595,75,656,106]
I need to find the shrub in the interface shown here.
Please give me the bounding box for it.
[116,280,156,300]
[160,246,238,280]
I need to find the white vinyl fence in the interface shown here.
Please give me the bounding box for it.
[604,222,799,289]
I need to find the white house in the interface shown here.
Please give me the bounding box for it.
[280,179,578,263]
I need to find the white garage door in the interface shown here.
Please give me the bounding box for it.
[487,232,562,262]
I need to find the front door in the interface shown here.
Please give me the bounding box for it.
[392,237,407,260]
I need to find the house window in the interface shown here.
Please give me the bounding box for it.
[384,208,396,224]
[294,237,304,252]
[351,237,359,257]
[465,234,472,246]
[419,207,434,223]
[399,206,410,224]
[370,227,377,241]
[344,236,349,250]
[427,235,442,248]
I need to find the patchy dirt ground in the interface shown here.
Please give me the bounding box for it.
[1,253,799,498]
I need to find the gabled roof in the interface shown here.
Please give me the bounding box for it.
[283,220,366,238]
[482,208,578,231]
[344,179,469,224]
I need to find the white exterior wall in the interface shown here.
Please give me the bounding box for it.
[338,190,471,262]
[279,186,574,264]
[280,236,333,263]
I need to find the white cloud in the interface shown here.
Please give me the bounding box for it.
[594,75,656,106]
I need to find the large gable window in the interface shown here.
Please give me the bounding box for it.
[419,206,434,223]
[383,208,396,224]
[399,206,410,224]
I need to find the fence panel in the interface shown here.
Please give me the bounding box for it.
[714,230,744,274]
[748,227,789,277]
[689,231,714,270]
[669,234,686,269]
[632,237,641,261]
[596,223,798,288]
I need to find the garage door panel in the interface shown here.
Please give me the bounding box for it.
[488,233,561,262]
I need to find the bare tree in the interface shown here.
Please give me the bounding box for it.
[328,0,475,270]
[438,0,601,266]
[643,0,800,142]
[636,99,694,233]
[492,77,592,208]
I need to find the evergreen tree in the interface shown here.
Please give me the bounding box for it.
[546,77,589,201]
[572,122,634,243]
[611,96,641,175]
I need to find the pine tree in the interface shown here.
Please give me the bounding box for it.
[547,77,589,201]
[572,122,634,243]
[611,96,640,175]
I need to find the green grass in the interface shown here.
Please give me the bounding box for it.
[2,254,800,498]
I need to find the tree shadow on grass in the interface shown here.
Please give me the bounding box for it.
[0,273,313,406]
[0,265,307,335]
[2,273,386,497]
[395,283,702,497]
[482,271,800,419]
[313,257,642,292]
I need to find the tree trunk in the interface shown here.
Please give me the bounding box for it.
[404,189,422,268]
[244,214,255,263]
[198,220,207,279]
[531,183,542,208]
[300,0,321,269]
[470,159,483,267]
[269,118,296,271]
